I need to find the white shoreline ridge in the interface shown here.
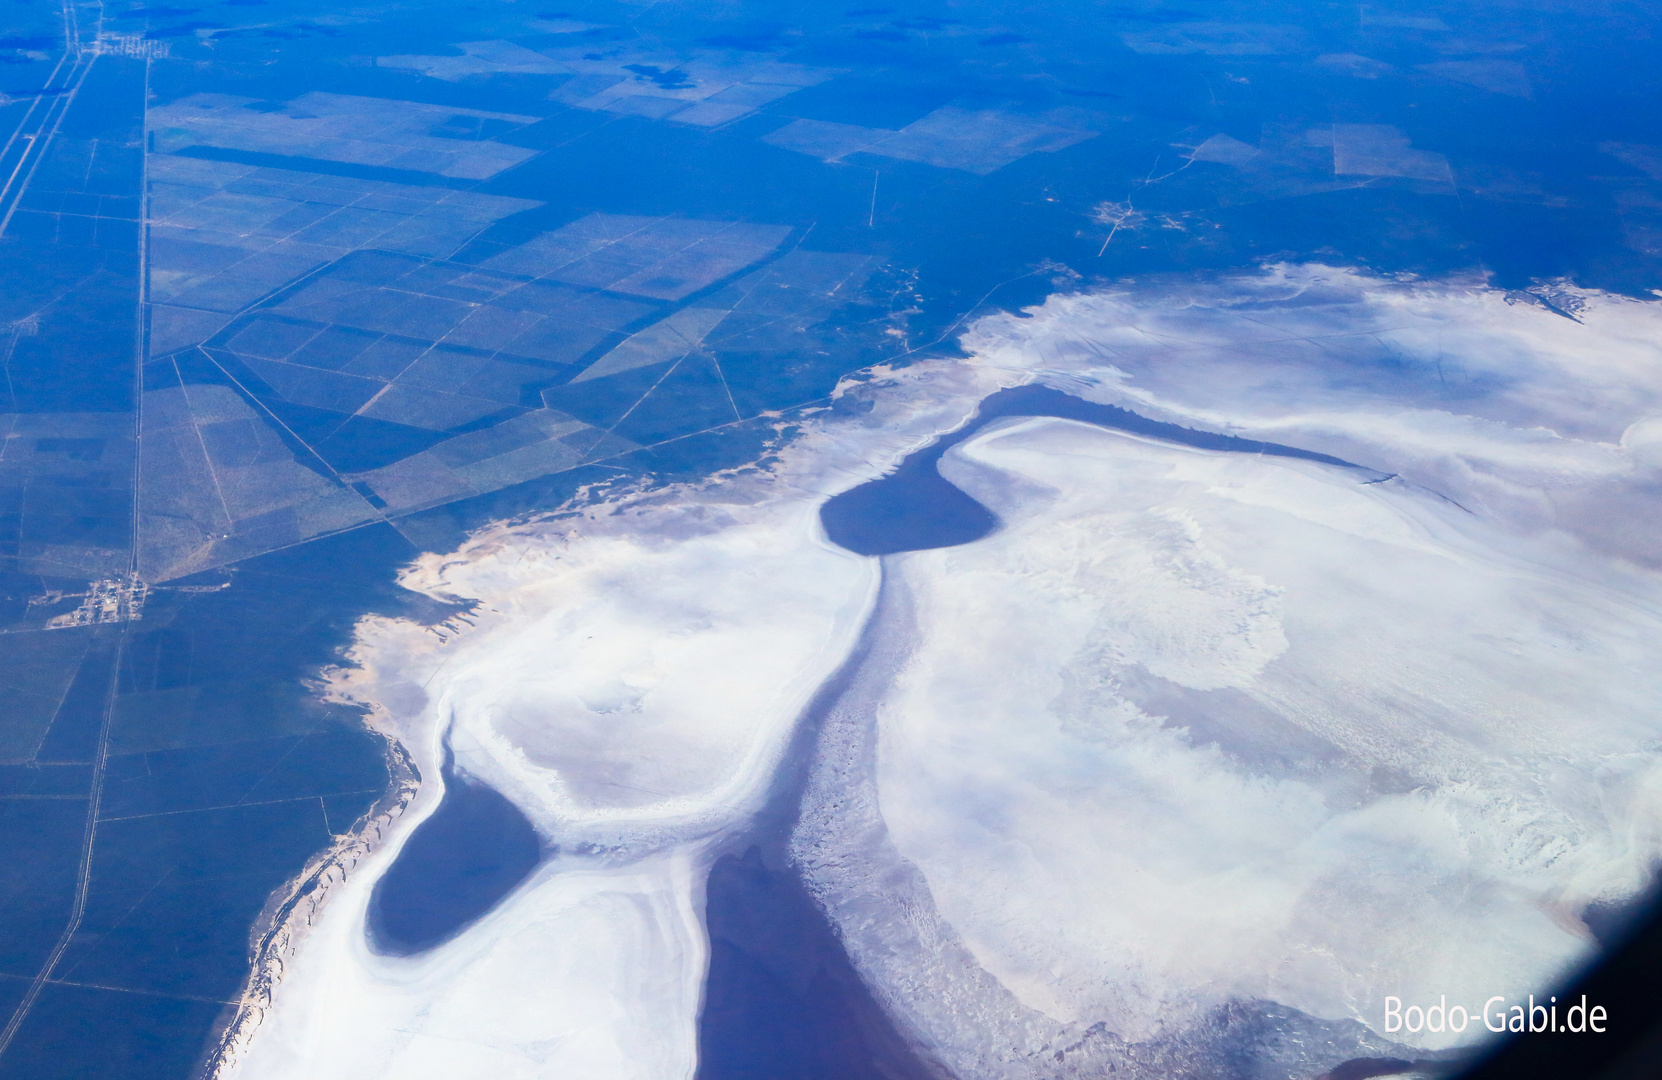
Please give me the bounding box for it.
[223,265,1662,1078]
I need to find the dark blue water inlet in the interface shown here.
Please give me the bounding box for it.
[693,386,1367,1080]
[366,751,543,955]
[819,384,1359,556]
[697,846,939,1080]
[696,565,939,1080]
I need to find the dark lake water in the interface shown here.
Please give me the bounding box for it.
[695,560,939,1080]
[366,754,542,956]
[698,846,939,1080]
[820,384,1364,556]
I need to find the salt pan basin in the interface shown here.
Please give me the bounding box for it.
[869,416,1662,1051]
[225,491,878,1080]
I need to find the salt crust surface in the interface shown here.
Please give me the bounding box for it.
[876,418,1662,1051]
[222,493,879,1078]
[226,265,1662,1076]
[218,354,1020,1079]
[796,268,1662,1065]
